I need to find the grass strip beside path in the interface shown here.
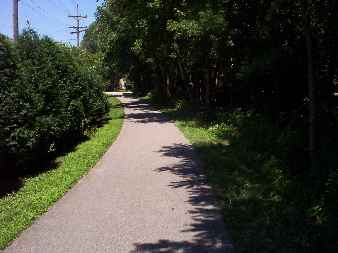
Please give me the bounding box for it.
[142,95,301,252]
[0,97,123,249]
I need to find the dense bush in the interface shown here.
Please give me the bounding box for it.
[0,30,109,171]
[166,105,338,252]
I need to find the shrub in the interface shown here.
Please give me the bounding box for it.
[0,36,26,170]
[0,30,109,171]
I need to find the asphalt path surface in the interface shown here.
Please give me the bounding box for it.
[4,93,233,253]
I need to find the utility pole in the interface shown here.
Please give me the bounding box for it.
[68,4,87,47]
[13,0,19,41]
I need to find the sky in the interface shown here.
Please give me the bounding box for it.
[0,0,103,45]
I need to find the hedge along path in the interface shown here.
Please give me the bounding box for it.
[0,97,124,250]
[3,92,232,253]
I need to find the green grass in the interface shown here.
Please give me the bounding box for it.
[170,112,289,252]
[142,94,331,252]
[0,97,124,249]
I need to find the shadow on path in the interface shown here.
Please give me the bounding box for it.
[116,95,233,252]
[123,99,172,124]
[131,143,233,253]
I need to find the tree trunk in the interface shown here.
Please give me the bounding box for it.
[205,70,210,107]
[158,64,170,98]
[327,0,337,102]
[305,0,316,170]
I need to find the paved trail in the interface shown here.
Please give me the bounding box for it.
[4,93,233,253]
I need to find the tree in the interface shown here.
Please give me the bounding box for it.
[93,1,338,250]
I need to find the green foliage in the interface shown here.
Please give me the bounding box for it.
[0,30,109,170]
[145,88,174,106]
[0,37,23,166]
[0,97,123,249]
[81,22,100,53]
[160,104,337,252]
[167,20,202,38]
[96,0,338,251]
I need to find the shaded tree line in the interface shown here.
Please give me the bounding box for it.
[88,0,338,139]
[83,0,338,251]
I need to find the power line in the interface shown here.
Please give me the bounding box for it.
[58,0,73,14]
[18,2,75,44]
[70,0,78,7]
[13,0,88,45]
[49,0,70,16]
[68,3,87,47]
[23,0,68,26]
[28,0,68,25]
